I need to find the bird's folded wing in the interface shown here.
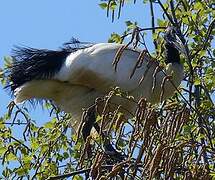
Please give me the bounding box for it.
[54,43,152,93]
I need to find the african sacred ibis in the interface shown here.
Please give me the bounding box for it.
[7,27,184,149]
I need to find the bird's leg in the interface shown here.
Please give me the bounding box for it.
[82,104,125,161]
[82,105,96,157]
[93,121,125,162]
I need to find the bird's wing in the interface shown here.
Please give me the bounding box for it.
[54,43,152,93]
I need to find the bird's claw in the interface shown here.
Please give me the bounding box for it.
[103,141,126,162]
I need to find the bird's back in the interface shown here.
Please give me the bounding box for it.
[55,43,152,93]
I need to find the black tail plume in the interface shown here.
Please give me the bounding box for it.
[8,47,72,91]
[6,38,93,92]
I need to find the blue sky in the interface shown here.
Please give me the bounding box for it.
[0,0,157,122]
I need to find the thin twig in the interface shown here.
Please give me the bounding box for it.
[149,0,158,49]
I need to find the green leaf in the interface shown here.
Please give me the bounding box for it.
[98,3,107,9]
[0,146,6,156]
[2,167,13,178]
[125,21,137,30]
[30,137,39,150]
[162,2,168,9]
[7,153,17,161]
[108,33,122,43]
[193,2,203,10]
[96,115,102,123]
[23,156,32,164]
[0,119,6,129]
[0,68,4,77]
[182,17,189,25]
[63,152,69,159]
[44,121,54,129]
[15,167,28,176]
[110,1,117,10]
[44,118,57,129]
[41,144,49,153]
[73,175,83,180]
[157,19,167,27]
[4,56,13,67]
[125,20,133,27]
[194,78,201,85]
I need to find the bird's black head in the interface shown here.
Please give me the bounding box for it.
[164,27,185,50]
[164,27,184,64]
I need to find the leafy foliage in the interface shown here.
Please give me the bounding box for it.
[0,0,215,179]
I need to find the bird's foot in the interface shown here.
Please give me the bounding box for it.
[103,139,126,162]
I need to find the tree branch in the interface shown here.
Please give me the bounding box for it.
[149,0,158,49]
[47,165,113,179]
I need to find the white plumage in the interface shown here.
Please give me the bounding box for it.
[8,28,184,130]
[13,43,183,126]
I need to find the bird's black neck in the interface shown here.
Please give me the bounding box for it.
[165,43,180,64]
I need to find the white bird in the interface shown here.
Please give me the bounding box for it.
[8,27,184,144]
